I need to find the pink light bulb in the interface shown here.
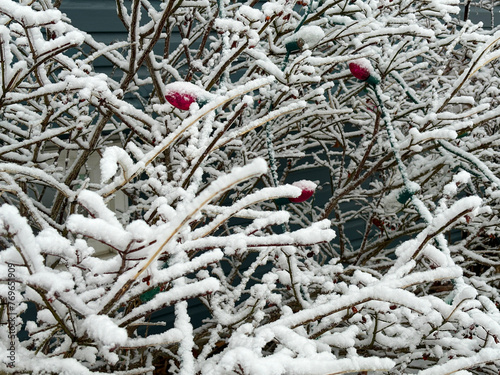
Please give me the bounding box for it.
[289,180,316,203]
[165,91,197,110]
[349,59,372,81]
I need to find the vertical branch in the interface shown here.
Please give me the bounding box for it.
[128,0,141,76]
[266,121,279,187]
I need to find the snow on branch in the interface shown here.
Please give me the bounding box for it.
[2,0,500,373]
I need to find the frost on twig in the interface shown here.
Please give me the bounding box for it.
[1,0,500,374]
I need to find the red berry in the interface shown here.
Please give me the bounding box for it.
[372,218,384,229]
[142,275,151,286]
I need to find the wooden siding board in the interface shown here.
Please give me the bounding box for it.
[61,7,127,33]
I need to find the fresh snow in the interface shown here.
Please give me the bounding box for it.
[1,0,500,373]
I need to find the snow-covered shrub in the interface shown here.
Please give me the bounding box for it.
[1,0,500,373]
